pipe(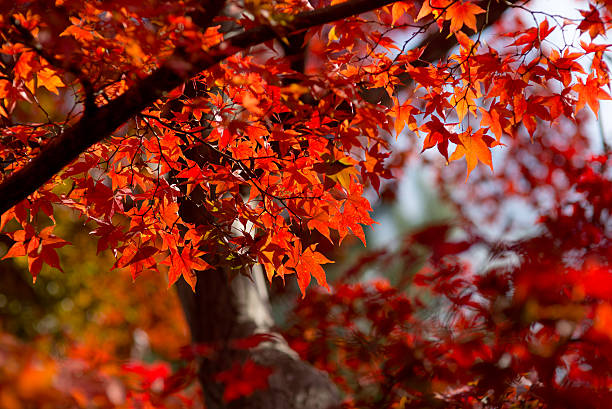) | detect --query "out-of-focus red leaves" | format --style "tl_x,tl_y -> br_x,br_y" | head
215,359 -> 273,402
